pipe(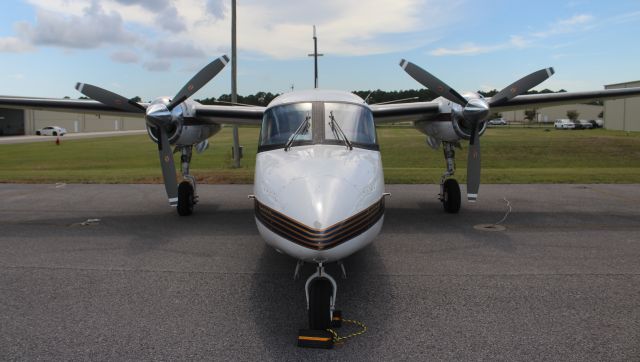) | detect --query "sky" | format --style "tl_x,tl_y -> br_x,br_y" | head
0,0 -> 639,101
